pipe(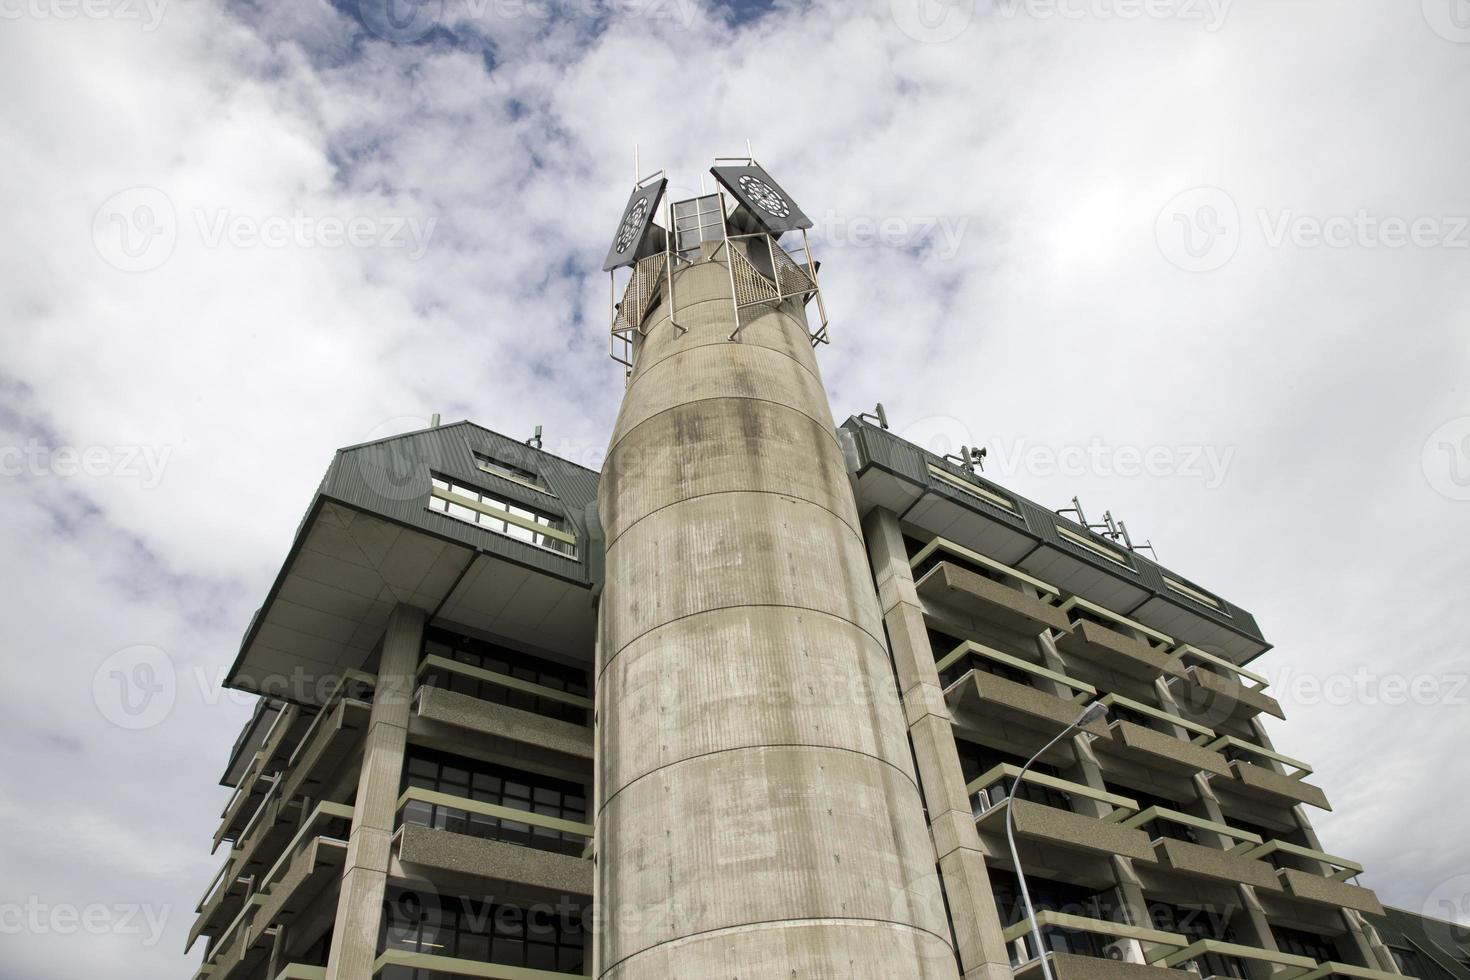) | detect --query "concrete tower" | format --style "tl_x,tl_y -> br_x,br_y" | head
594,164 -> 959,977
